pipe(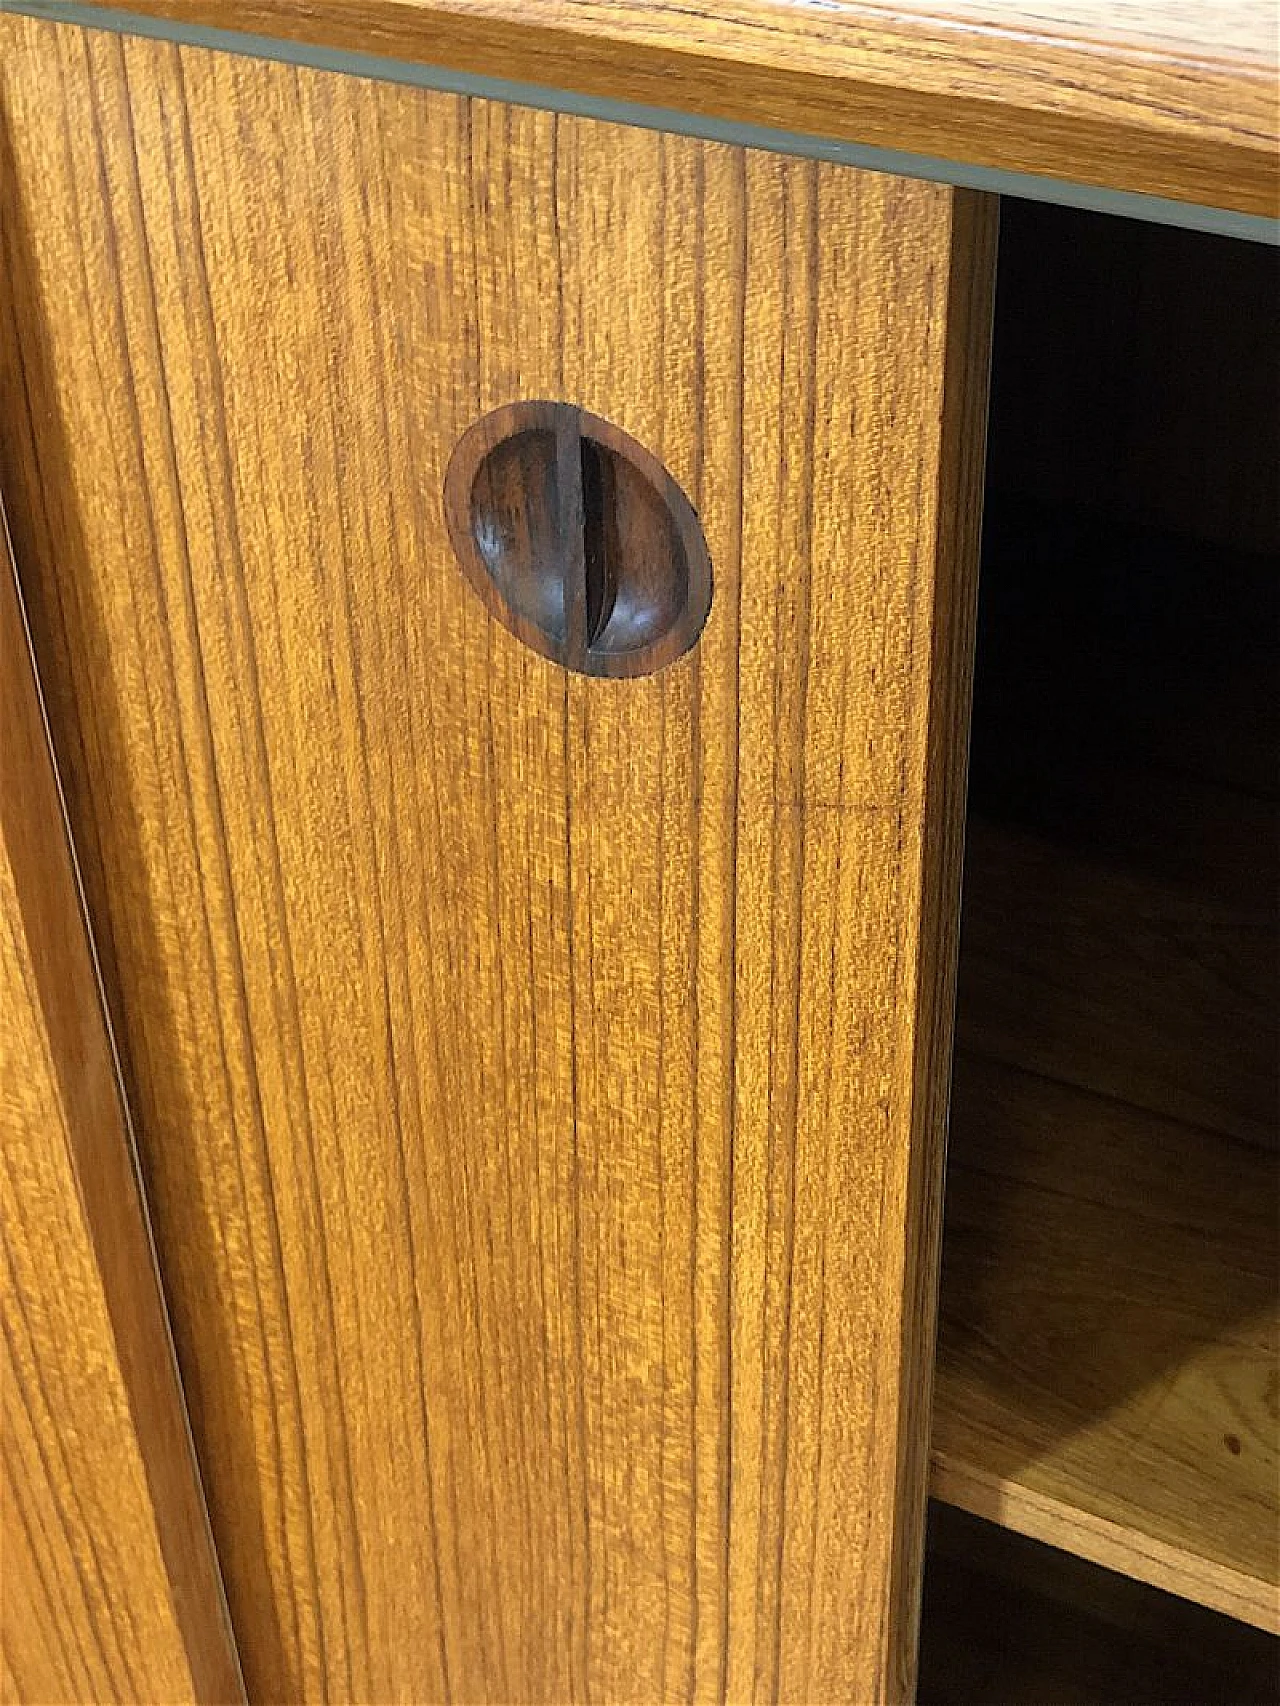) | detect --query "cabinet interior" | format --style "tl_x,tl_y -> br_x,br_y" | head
926,197 -> 1279,1677
919,1506 -> 1278,1705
